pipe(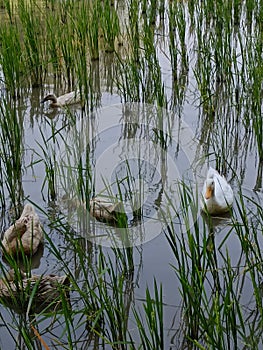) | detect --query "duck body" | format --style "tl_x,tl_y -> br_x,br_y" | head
41,91 -> 81,108
0,270 -> 69,313
201,167 -> 233,215
2,204 -> 44,256
90,196 -> 127,223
